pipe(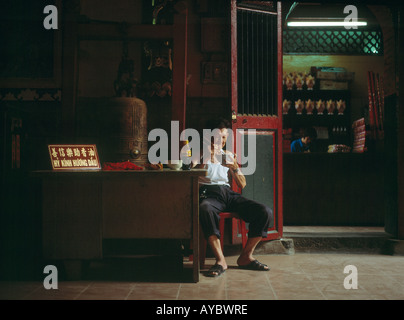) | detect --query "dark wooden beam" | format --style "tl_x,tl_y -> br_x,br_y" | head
397,4 -> 404,239
77,23 -> 173,40
61,0 -> 80,138
171,7 -> 188,132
